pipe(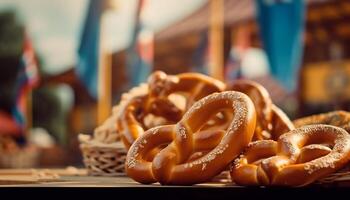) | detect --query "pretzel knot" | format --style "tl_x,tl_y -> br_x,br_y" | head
230,124 -> 350,186
227,80 -> 294,140
125,91 -> 256,185
117,71 -> 226,149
